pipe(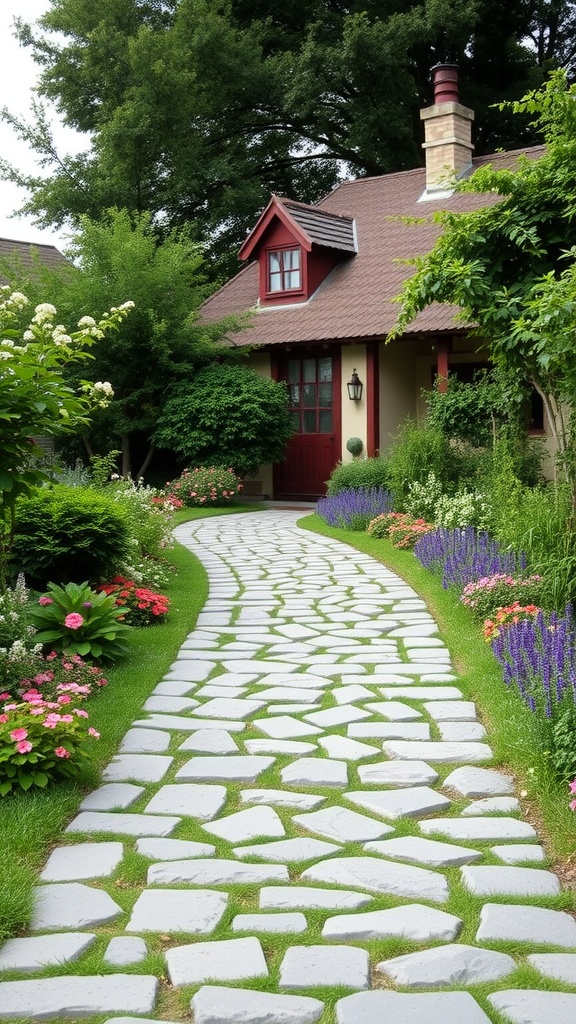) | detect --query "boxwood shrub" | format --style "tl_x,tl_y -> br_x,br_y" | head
11,487 -> 132,588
